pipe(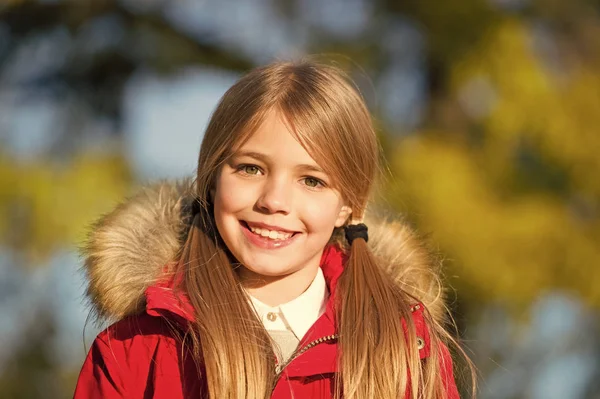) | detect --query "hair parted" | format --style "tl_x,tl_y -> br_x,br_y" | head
175,59 -> 465,398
